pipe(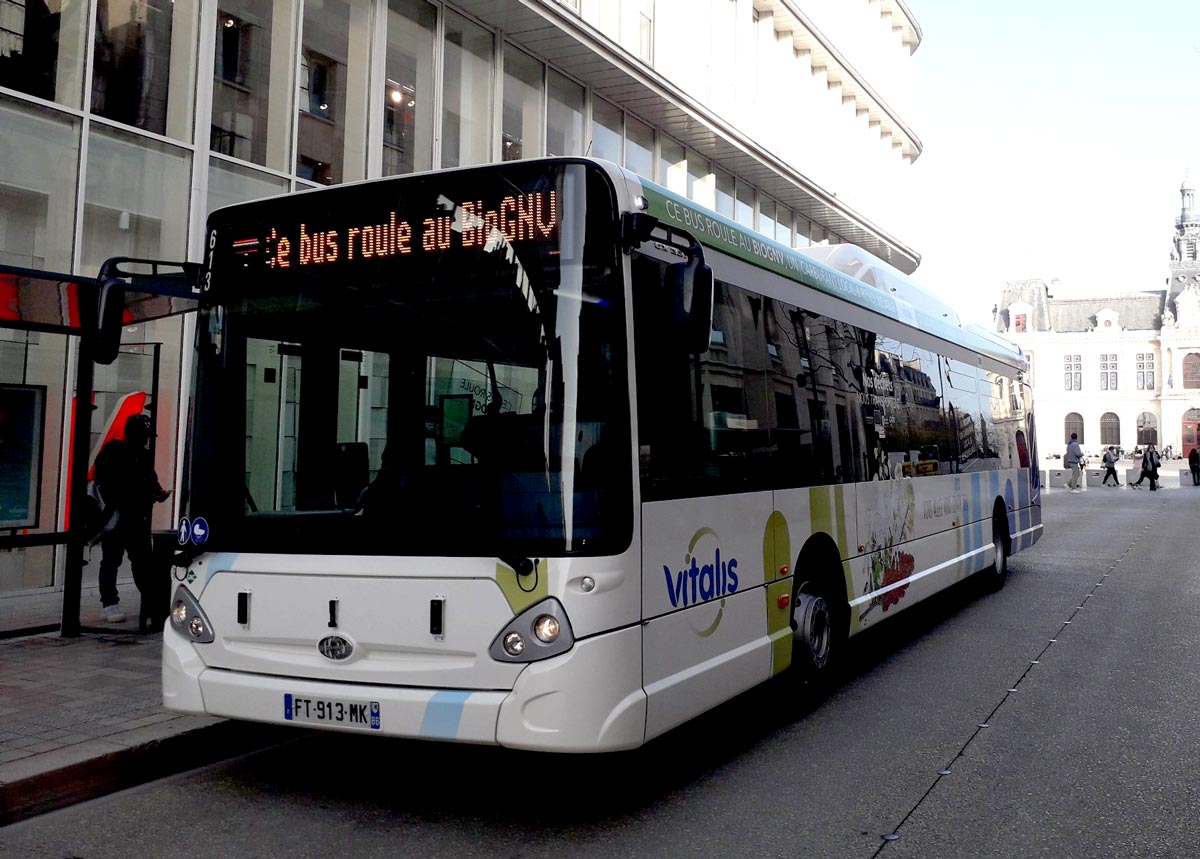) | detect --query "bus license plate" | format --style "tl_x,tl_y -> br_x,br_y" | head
284,694 -> 381,730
